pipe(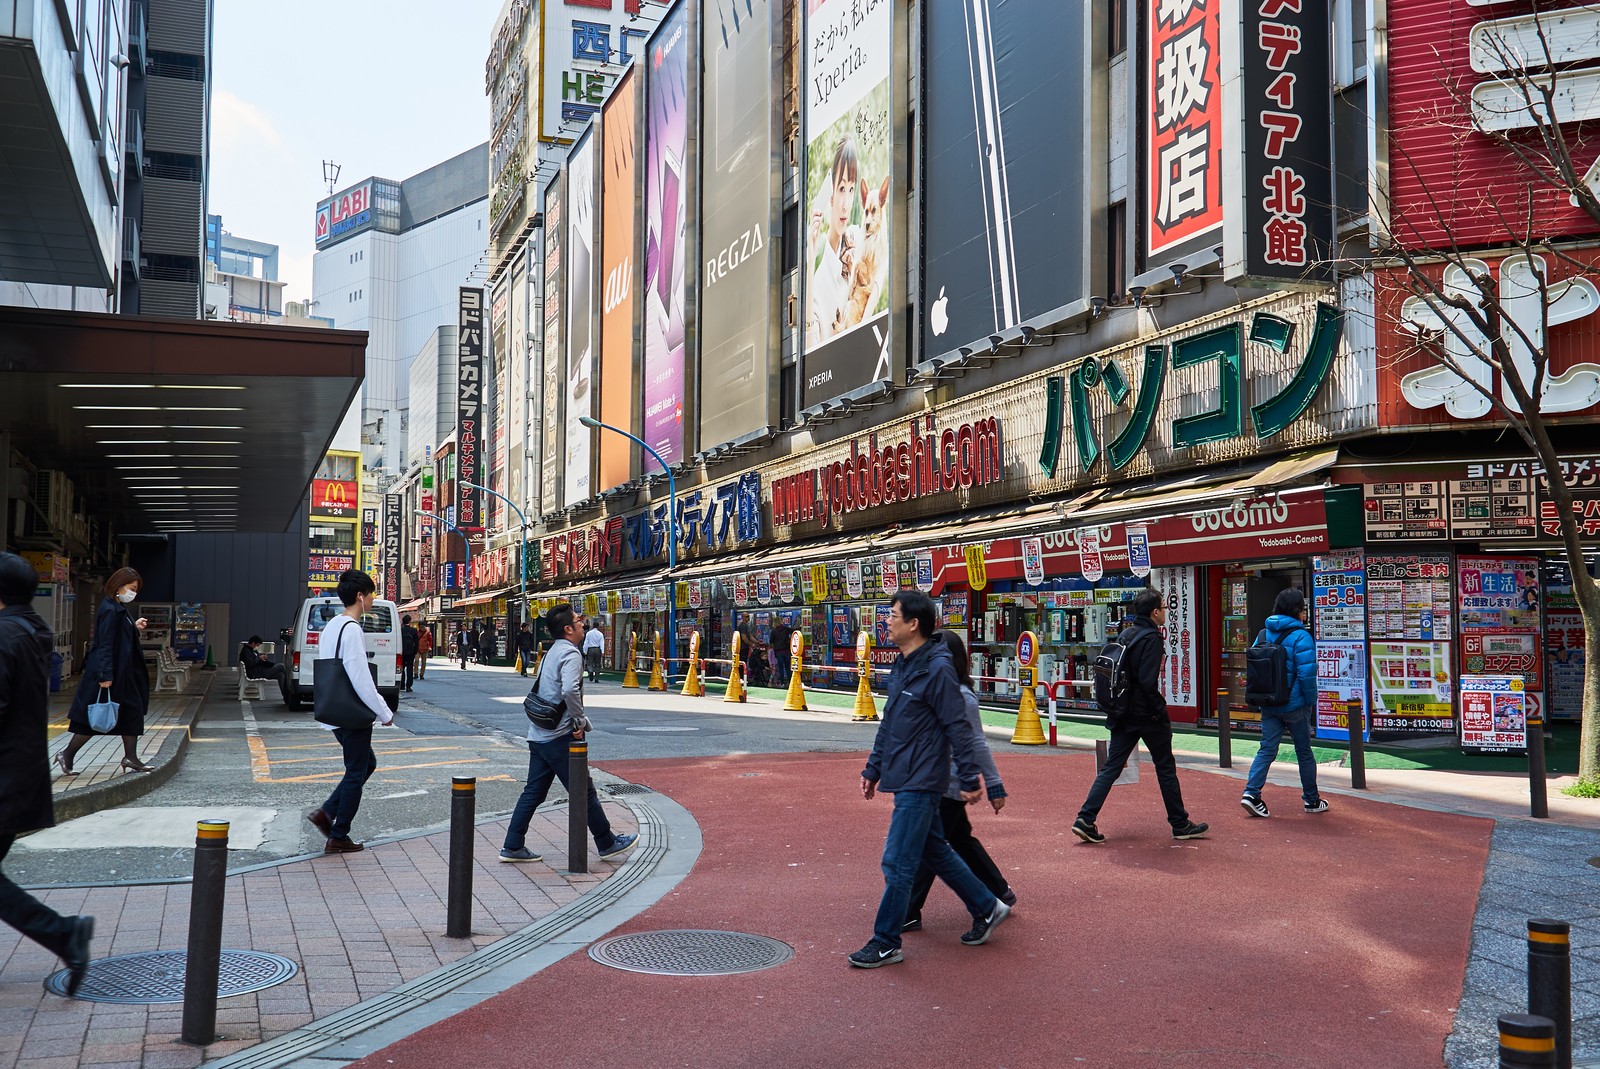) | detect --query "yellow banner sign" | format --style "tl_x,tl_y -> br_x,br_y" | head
965,545 -> 988,591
